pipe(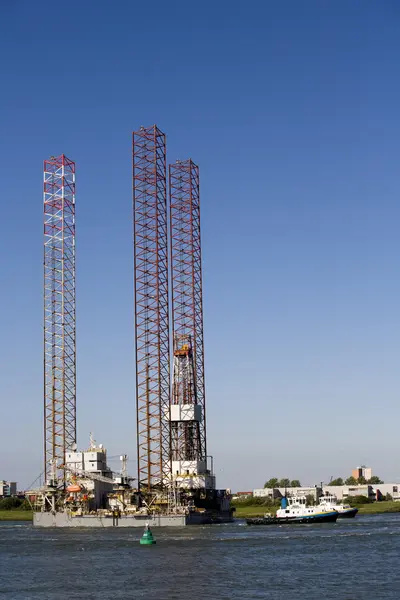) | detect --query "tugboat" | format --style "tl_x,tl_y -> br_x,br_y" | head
318,494 -> 358,518
246,495 -> 338,525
